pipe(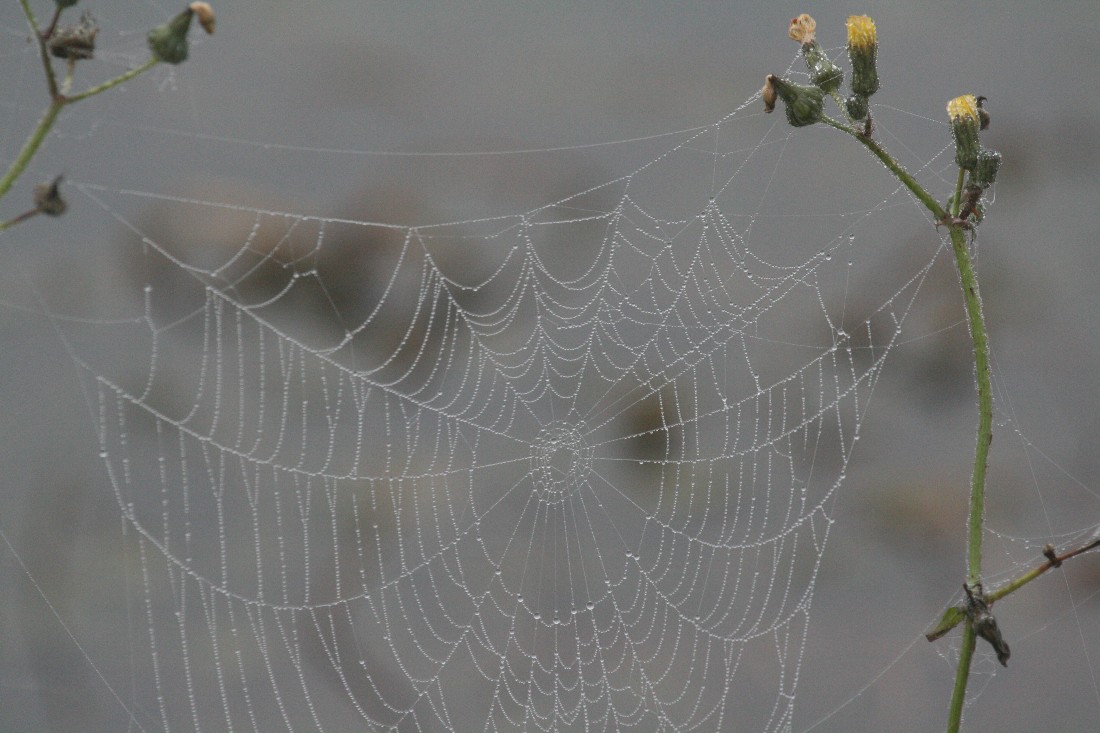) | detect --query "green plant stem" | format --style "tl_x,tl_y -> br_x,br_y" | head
821,114 -> 994,733
952,223 -> 992,593
18,0 -> 59,98
943,220 -> 993,733
990,538 -> 1100,602
820,116 -> 947,220
65,57 -> 159,104
0,100 -> 65,203
0,57 -> 160,210
946,622 -> 977,733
